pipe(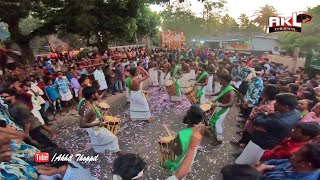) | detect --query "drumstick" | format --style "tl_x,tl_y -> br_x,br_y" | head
163,124 -> 173,137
